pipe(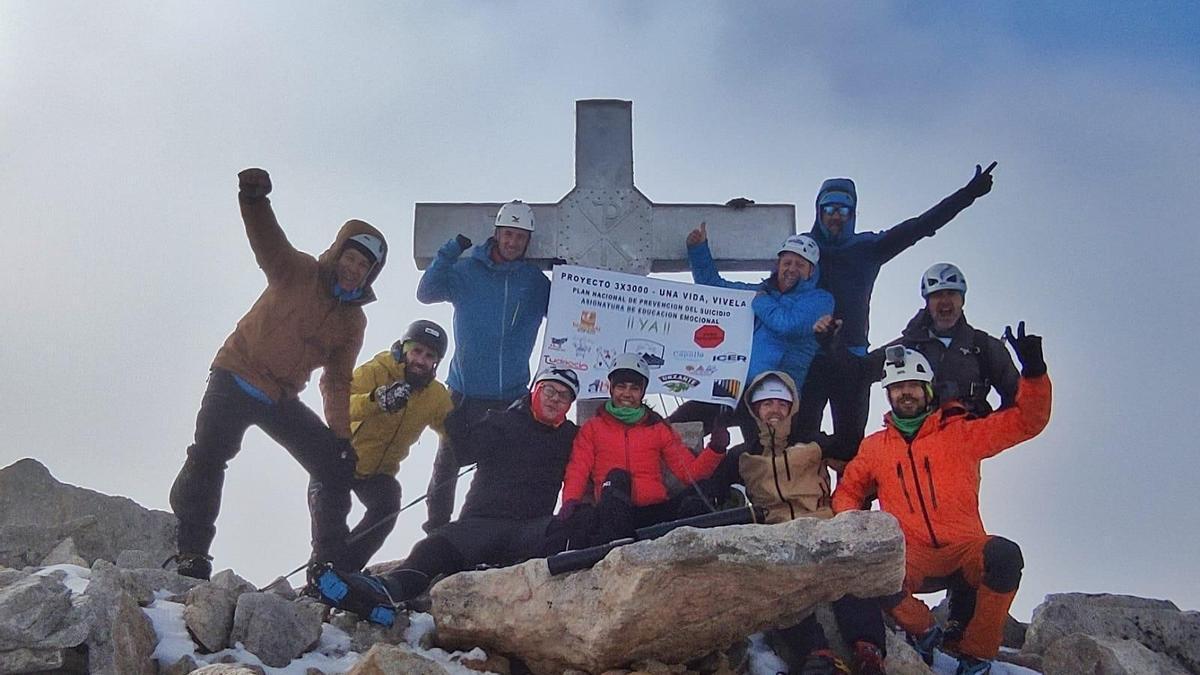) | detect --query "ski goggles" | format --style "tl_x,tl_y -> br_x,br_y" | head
821,204 -> 852,216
